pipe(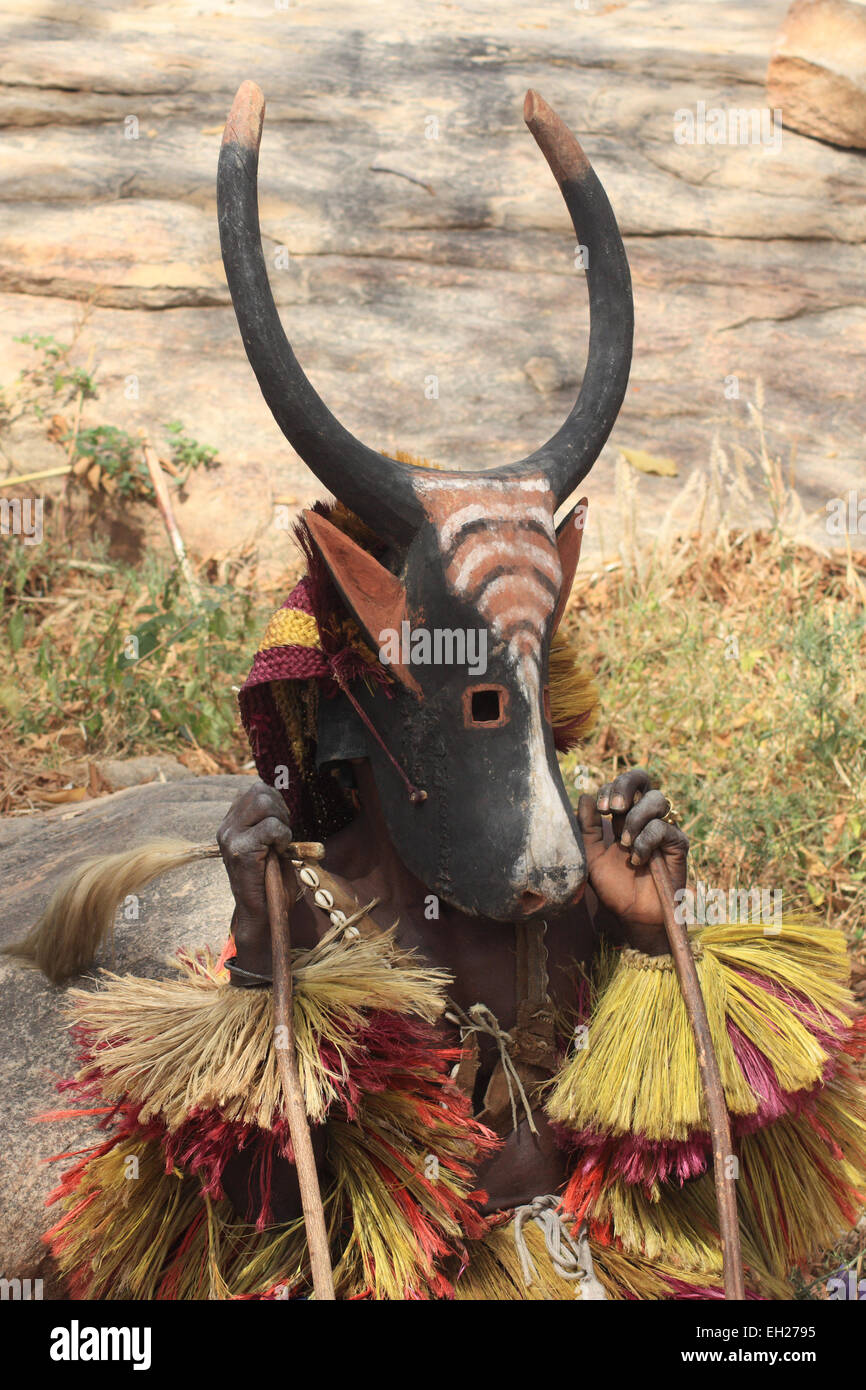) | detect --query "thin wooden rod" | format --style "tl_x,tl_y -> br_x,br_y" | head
649,852 -> 746,1301
265,850 -> 336,1300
